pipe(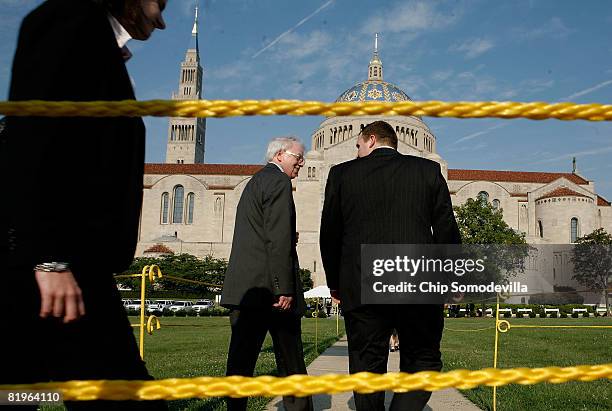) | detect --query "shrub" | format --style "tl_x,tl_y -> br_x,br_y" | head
582,312 -> 590,318
529,312 -> 537,318
550,312 -> 558,318
571,312 -> 579,318
175,310 -> 187,317
162,308 -> 173,317
187,309 -> 197,317
560,312 -> 567,318
538,312 -> 546,318
211,307 -> 230,316
503,312 -> 512,318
